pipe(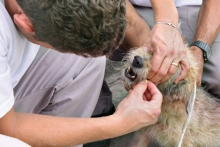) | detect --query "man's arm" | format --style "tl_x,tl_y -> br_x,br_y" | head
1,108 -> 127,146
121,0 -> 150,51
193,0 -> 220,45
190,0 -> 220,85
0,81 -> 162,147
